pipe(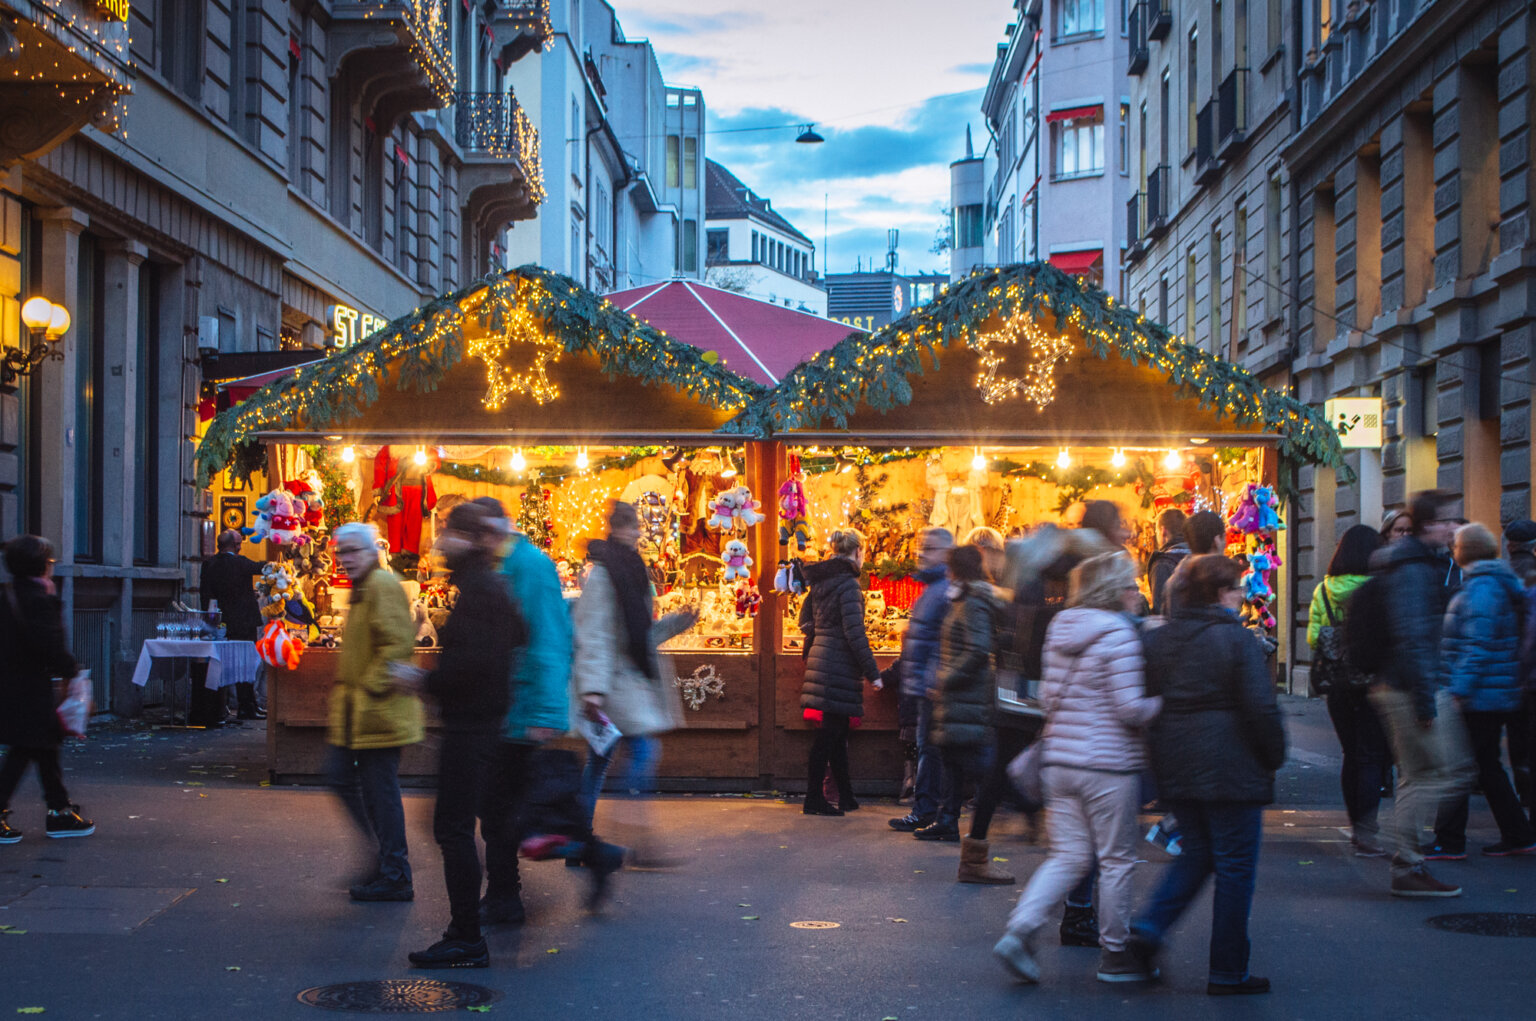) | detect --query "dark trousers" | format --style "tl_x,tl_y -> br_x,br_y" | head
1133,800 -> 1264,985
939,744 -> 991,824
970,720 -> 1040,840
1435,710 -> 1536,850
482,741 -> 535,905
433,731 -> 499,939
806,713 -> 853,805
912,698 -> 942,818
326,745 -> 411,885
0,746 -> 70,811
1325,687 -> 1392,843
